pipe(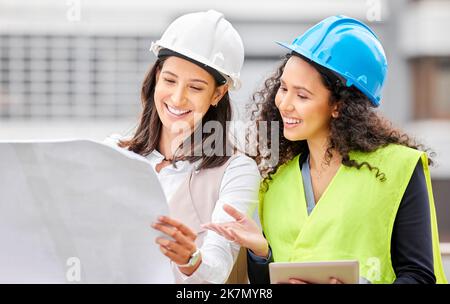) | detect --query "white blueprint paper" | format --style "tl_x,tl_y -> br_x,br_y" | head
0,139 -> 173,283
